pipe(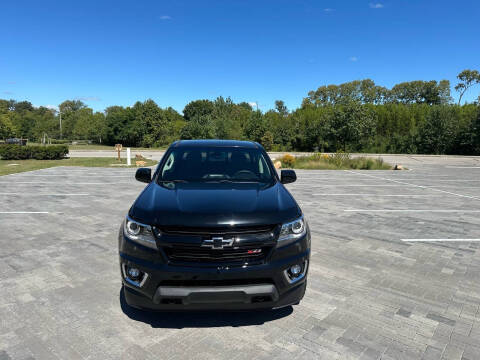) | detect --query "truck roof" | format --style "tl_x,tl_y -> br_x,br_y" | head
173,139 -> 260,149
